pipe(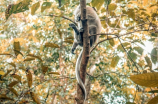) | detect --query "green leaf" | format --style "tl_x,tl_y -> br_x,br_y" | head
151,48 -> 157,64
117,42 -> 131,52
31,2 -> 40,15
151,33 -> 158,37
133,47 -> 143,55
128,52 -> 137,61
110,56 -> 120,68
127,9 -> 135,19
91,0 -> 104,10
5,0 -> 31,19
14,41 -> 21,57
108,3 -> 117,11
41,2 -> 52,13
130,72 -> 158,87
109,39 -> 115,46
145,56 -> 152,70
